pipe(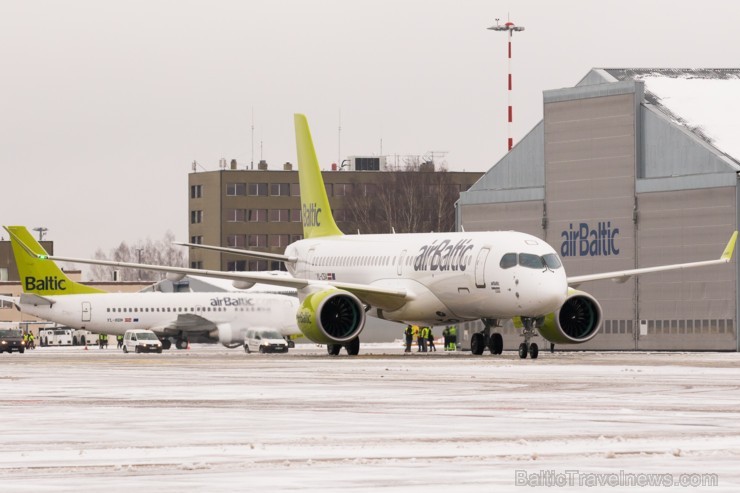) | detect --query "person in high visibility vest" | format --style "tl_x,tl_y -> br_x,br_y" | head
404,325 -> 413,353
117,334 -> 124,349
419,326 -> 429,352
427,326 -> 436,352
448,325 -> 457,351
443,326 -> 450,350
